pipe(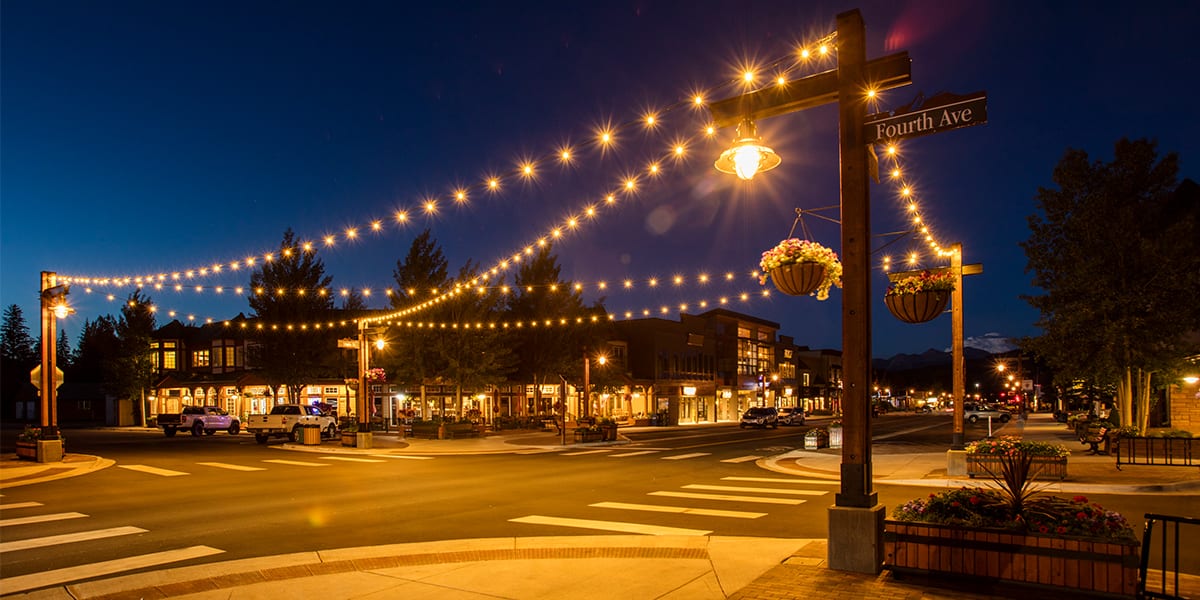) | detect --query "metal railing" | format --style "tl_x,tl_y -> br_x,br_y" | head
1139,513 -> 1200,599
1116,436 -> 1197,470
